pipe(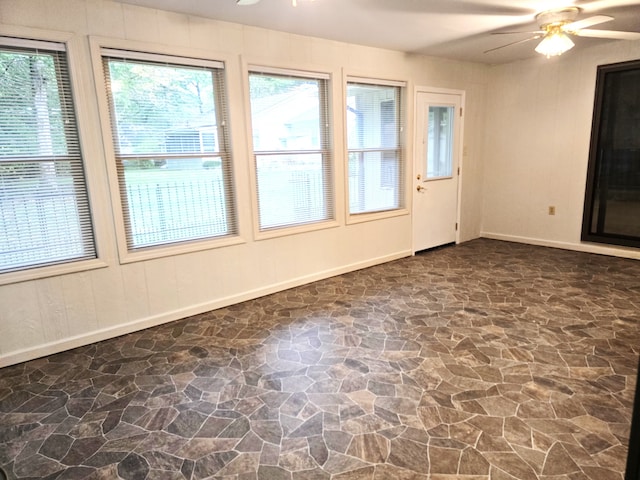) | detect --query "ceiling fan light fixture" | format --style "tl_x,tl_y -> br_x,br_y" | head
535,29 -> 575,57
